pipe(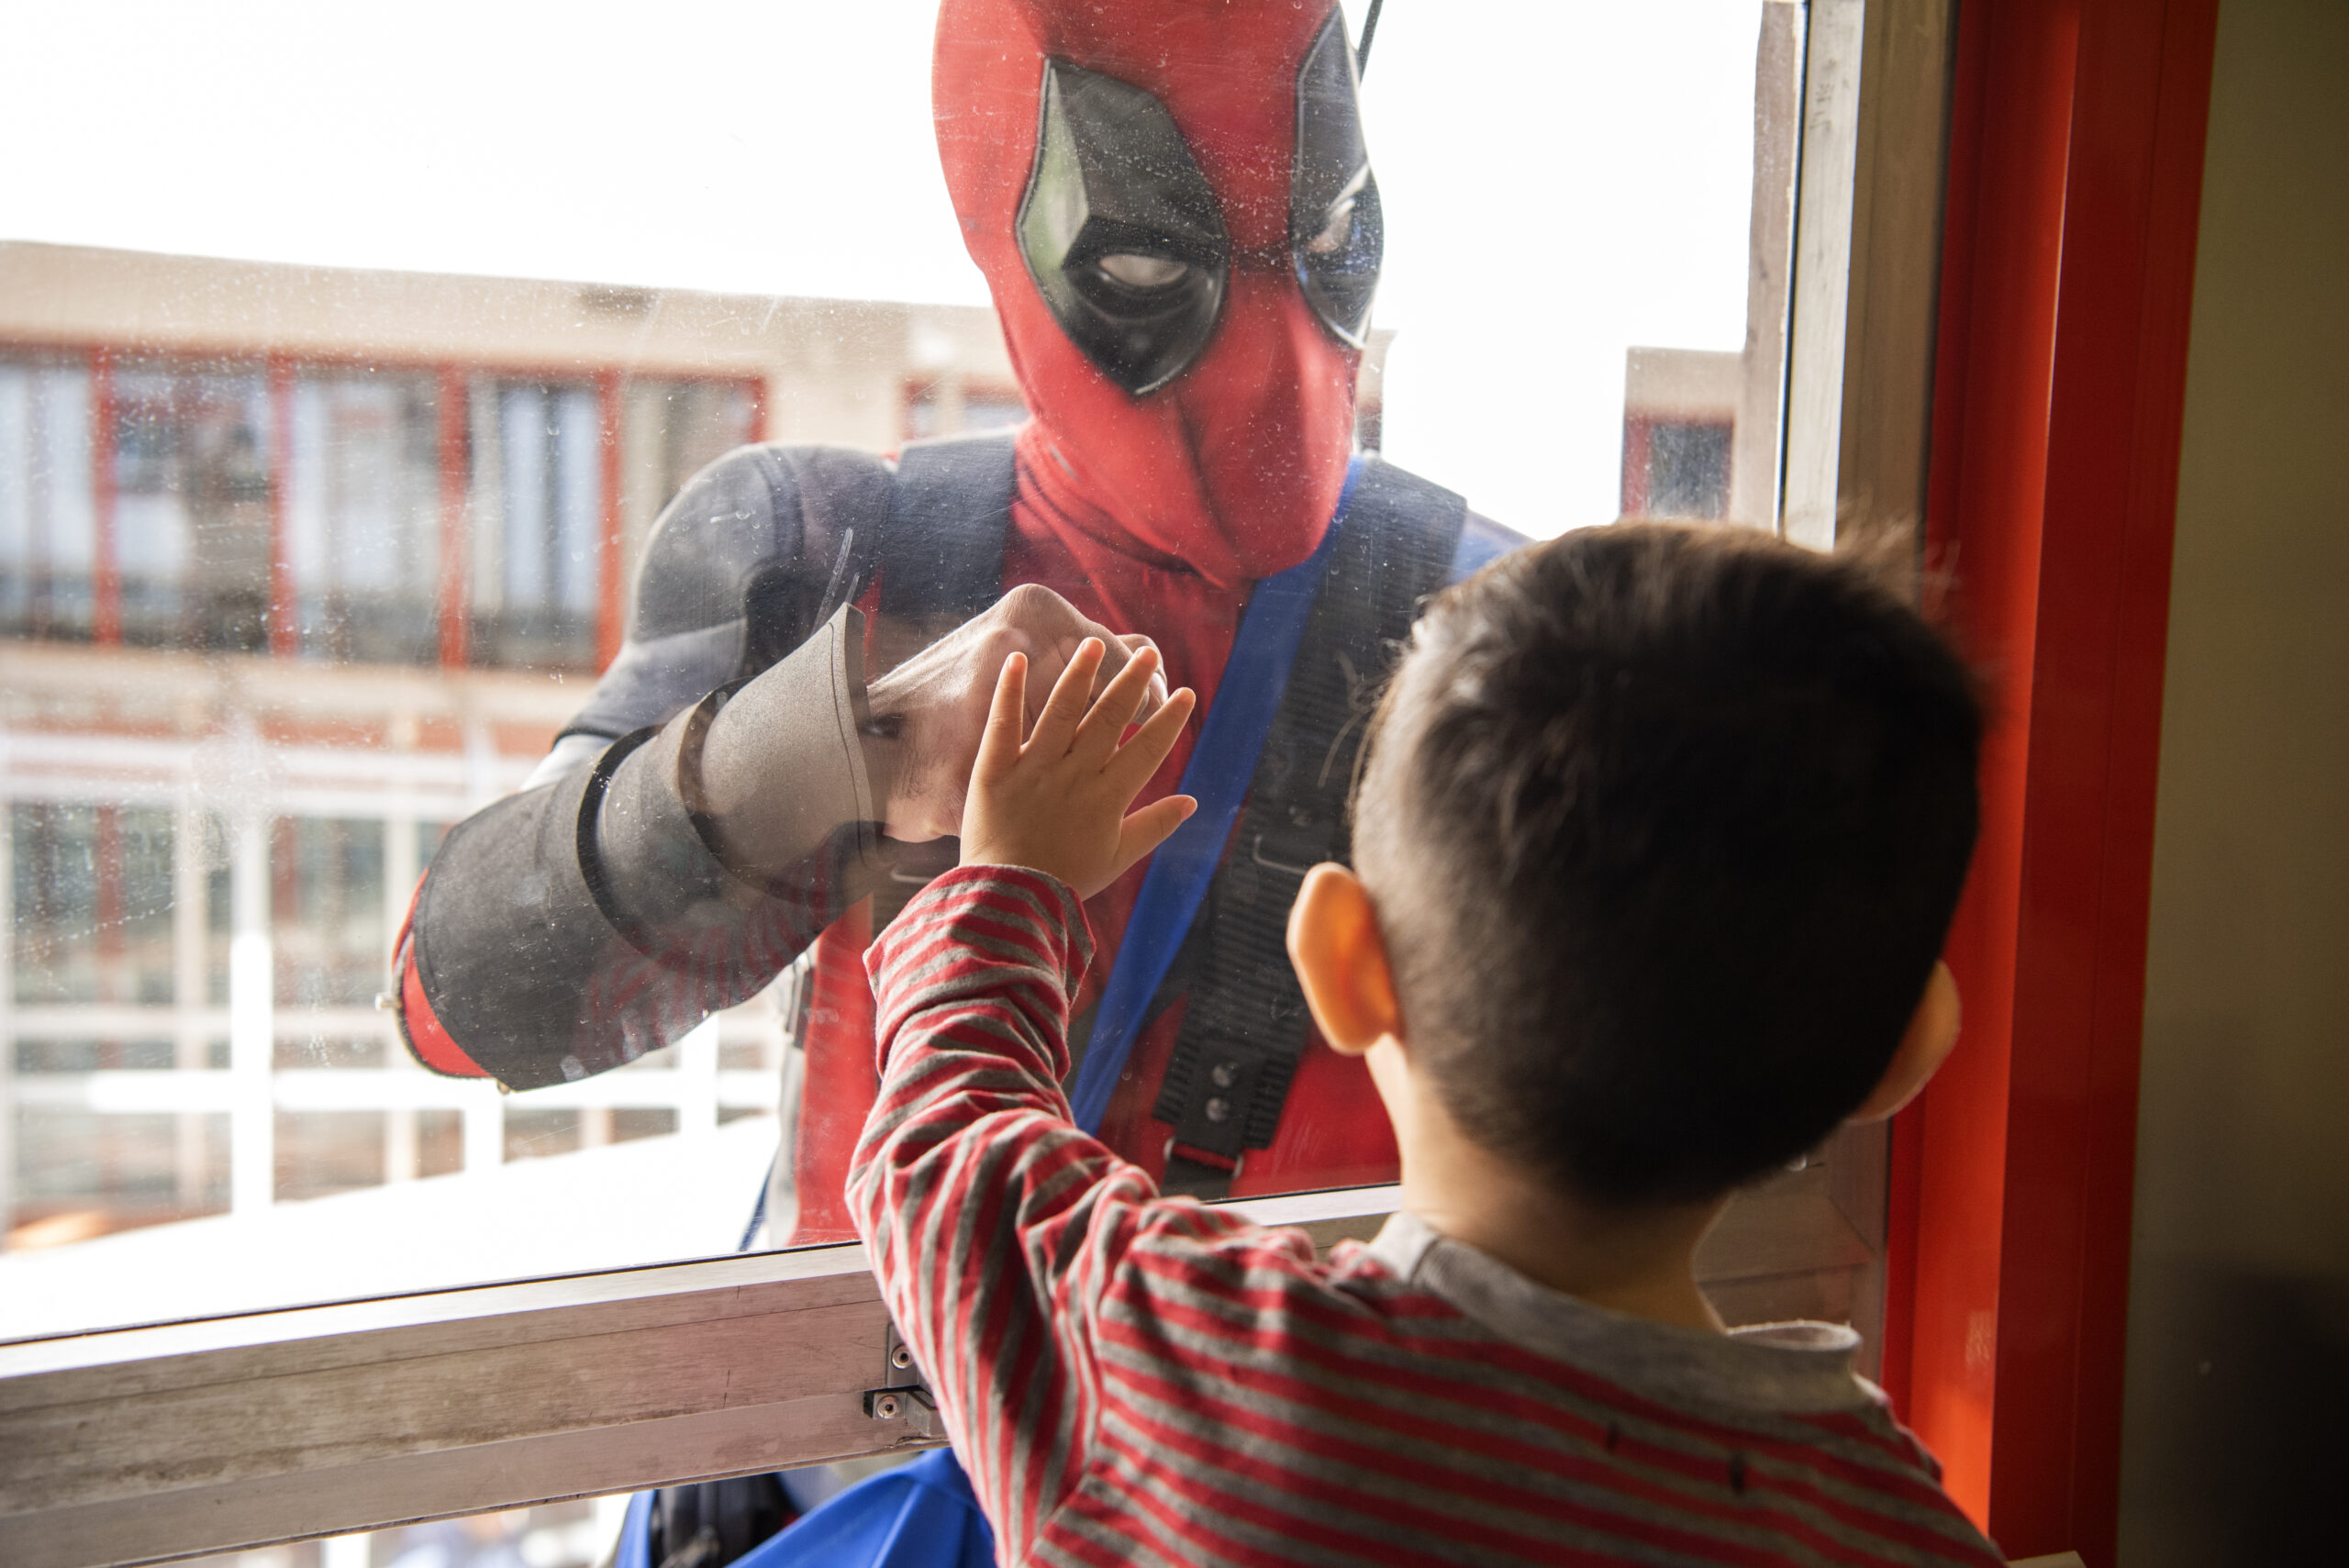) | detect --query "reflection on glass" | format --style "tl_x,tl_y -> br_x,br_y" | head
0,356 -> 95,640
13,803 -> 176,1005
173,1493 -> 630,1568
273,817 -> 387,1009
905,377 -> 1028,442
470,380 -> 602,672
0,0 -> 1834,1353
112,361 -> 274,652
286,373 -> 442,665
